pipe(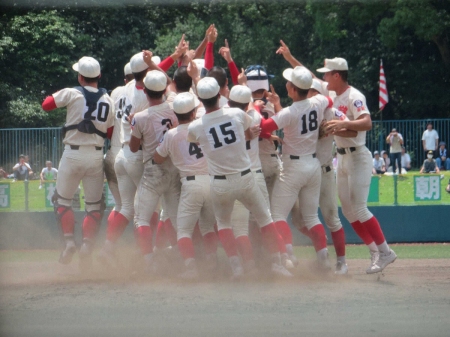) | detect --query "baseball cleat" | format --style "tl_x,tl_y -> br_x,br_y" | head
229,256 -> 244,281
369,249 -> 397,274
59,241 -> 76,265
289,254 -> 299,267
97,248 -> 118,268
281,253 -> 295,270
271,263 -> 293,277
335,261 -> 348,275
317,255 -> 332,271
366,250 -> 381,274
